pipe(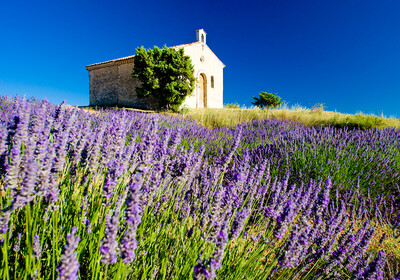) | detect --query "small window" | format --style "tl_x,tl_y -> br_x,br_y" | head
211,76 -> 214,88
201,34 -> 204,43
